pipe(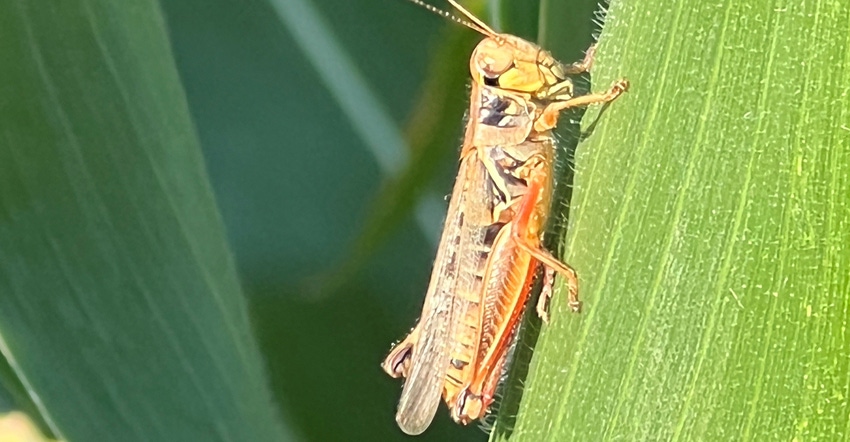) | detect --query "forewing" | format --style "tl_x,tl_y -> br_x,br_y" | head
394,151 -> 491,435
